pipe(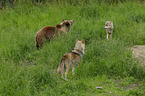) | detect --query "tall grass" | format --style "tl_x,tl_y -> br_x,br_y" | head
0,1 -> 145,95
